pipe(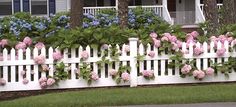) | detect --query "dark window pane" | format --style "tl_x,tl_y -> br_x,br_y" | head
85,0 -> 96,7
0,0 -> 12,15
31,0 -> 47,15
